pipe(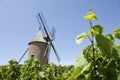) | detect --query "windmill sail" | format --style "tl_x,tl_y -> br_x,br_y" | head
36,15 -> 42,30
18,48 -> 28,63
50,26 -> 56,40
37,12 -> 60,62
